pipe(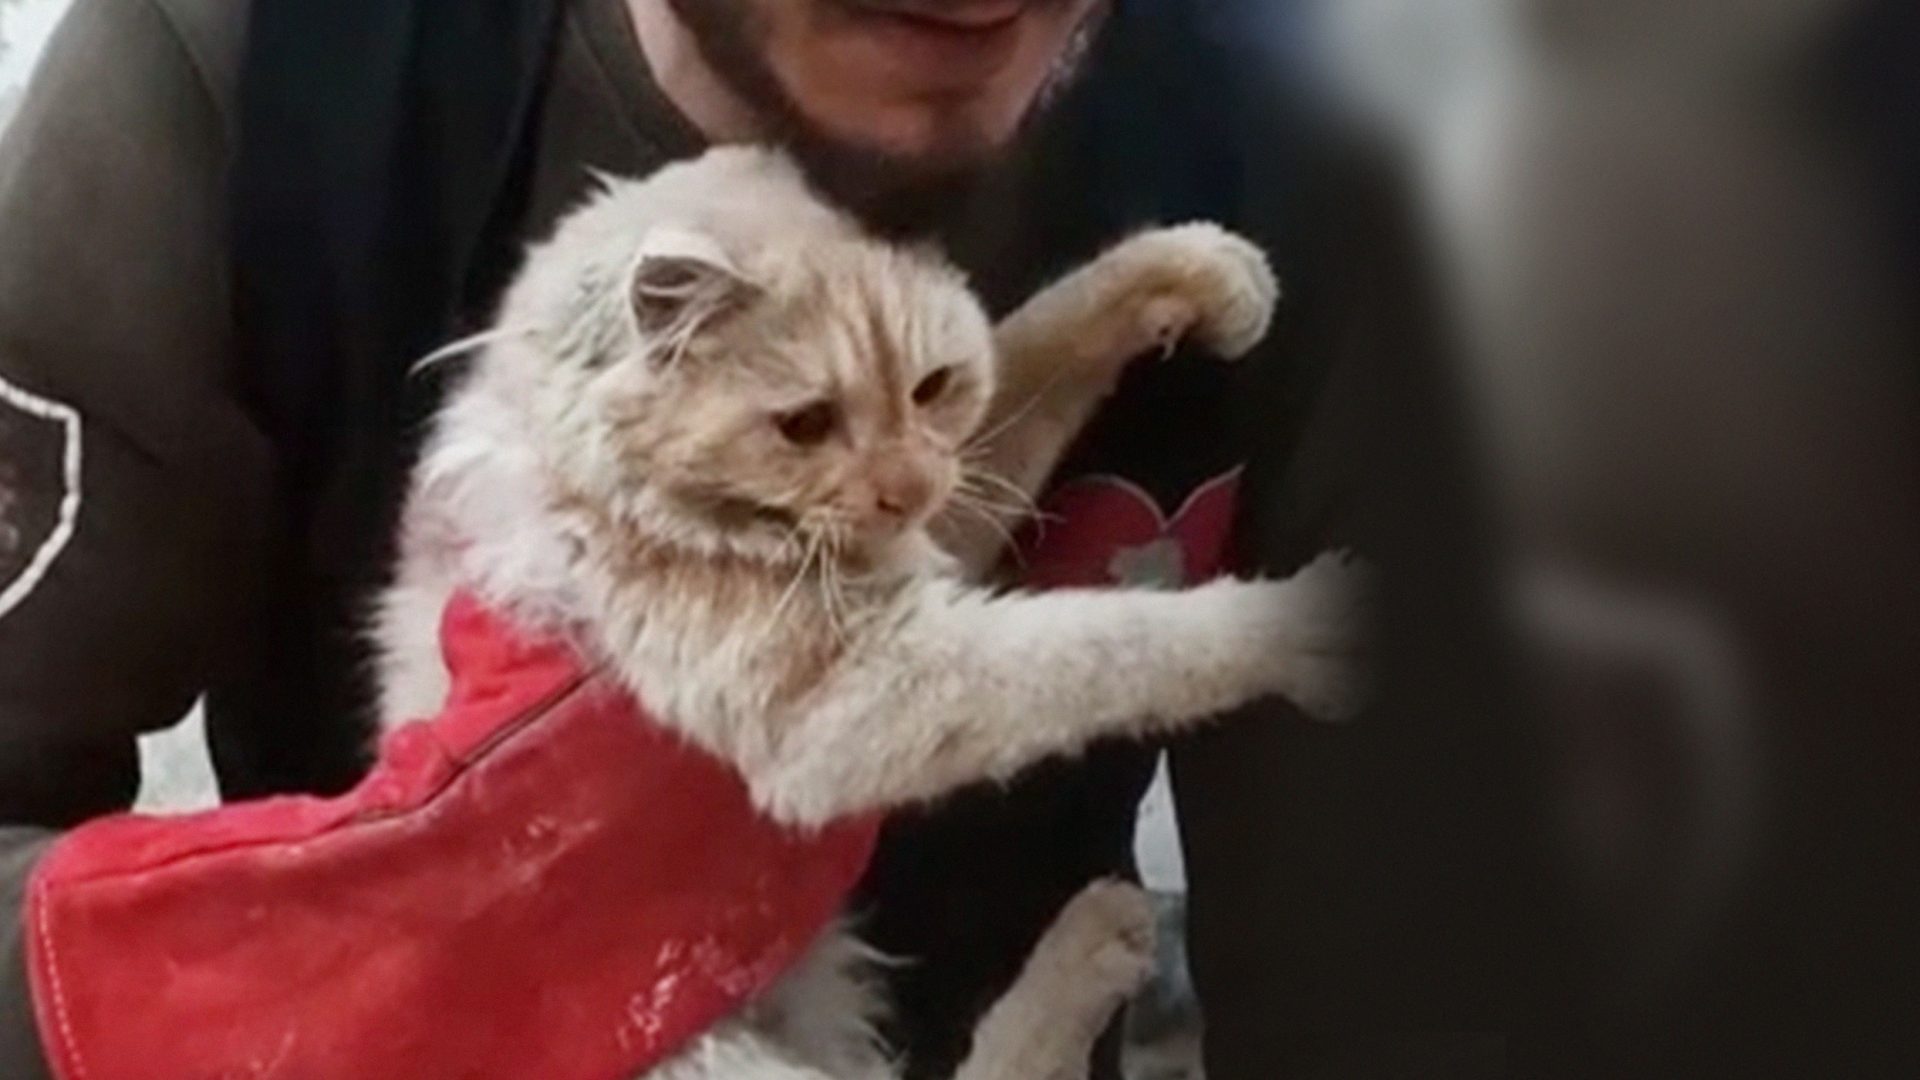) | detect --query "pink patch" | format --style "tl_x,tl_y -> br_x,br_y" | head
1017,468 -> 1244,590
